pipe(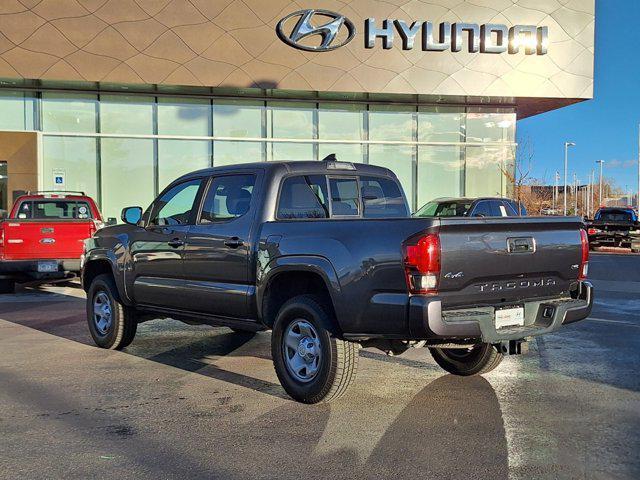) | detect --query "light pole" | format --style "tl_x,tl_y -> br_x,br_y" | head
596,160 -> 605,208
637,124 -> 640,210
553,171 -> 559,212
564,142 -> 576,215
574,173 -> 578,215
590,169 -> 595,217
